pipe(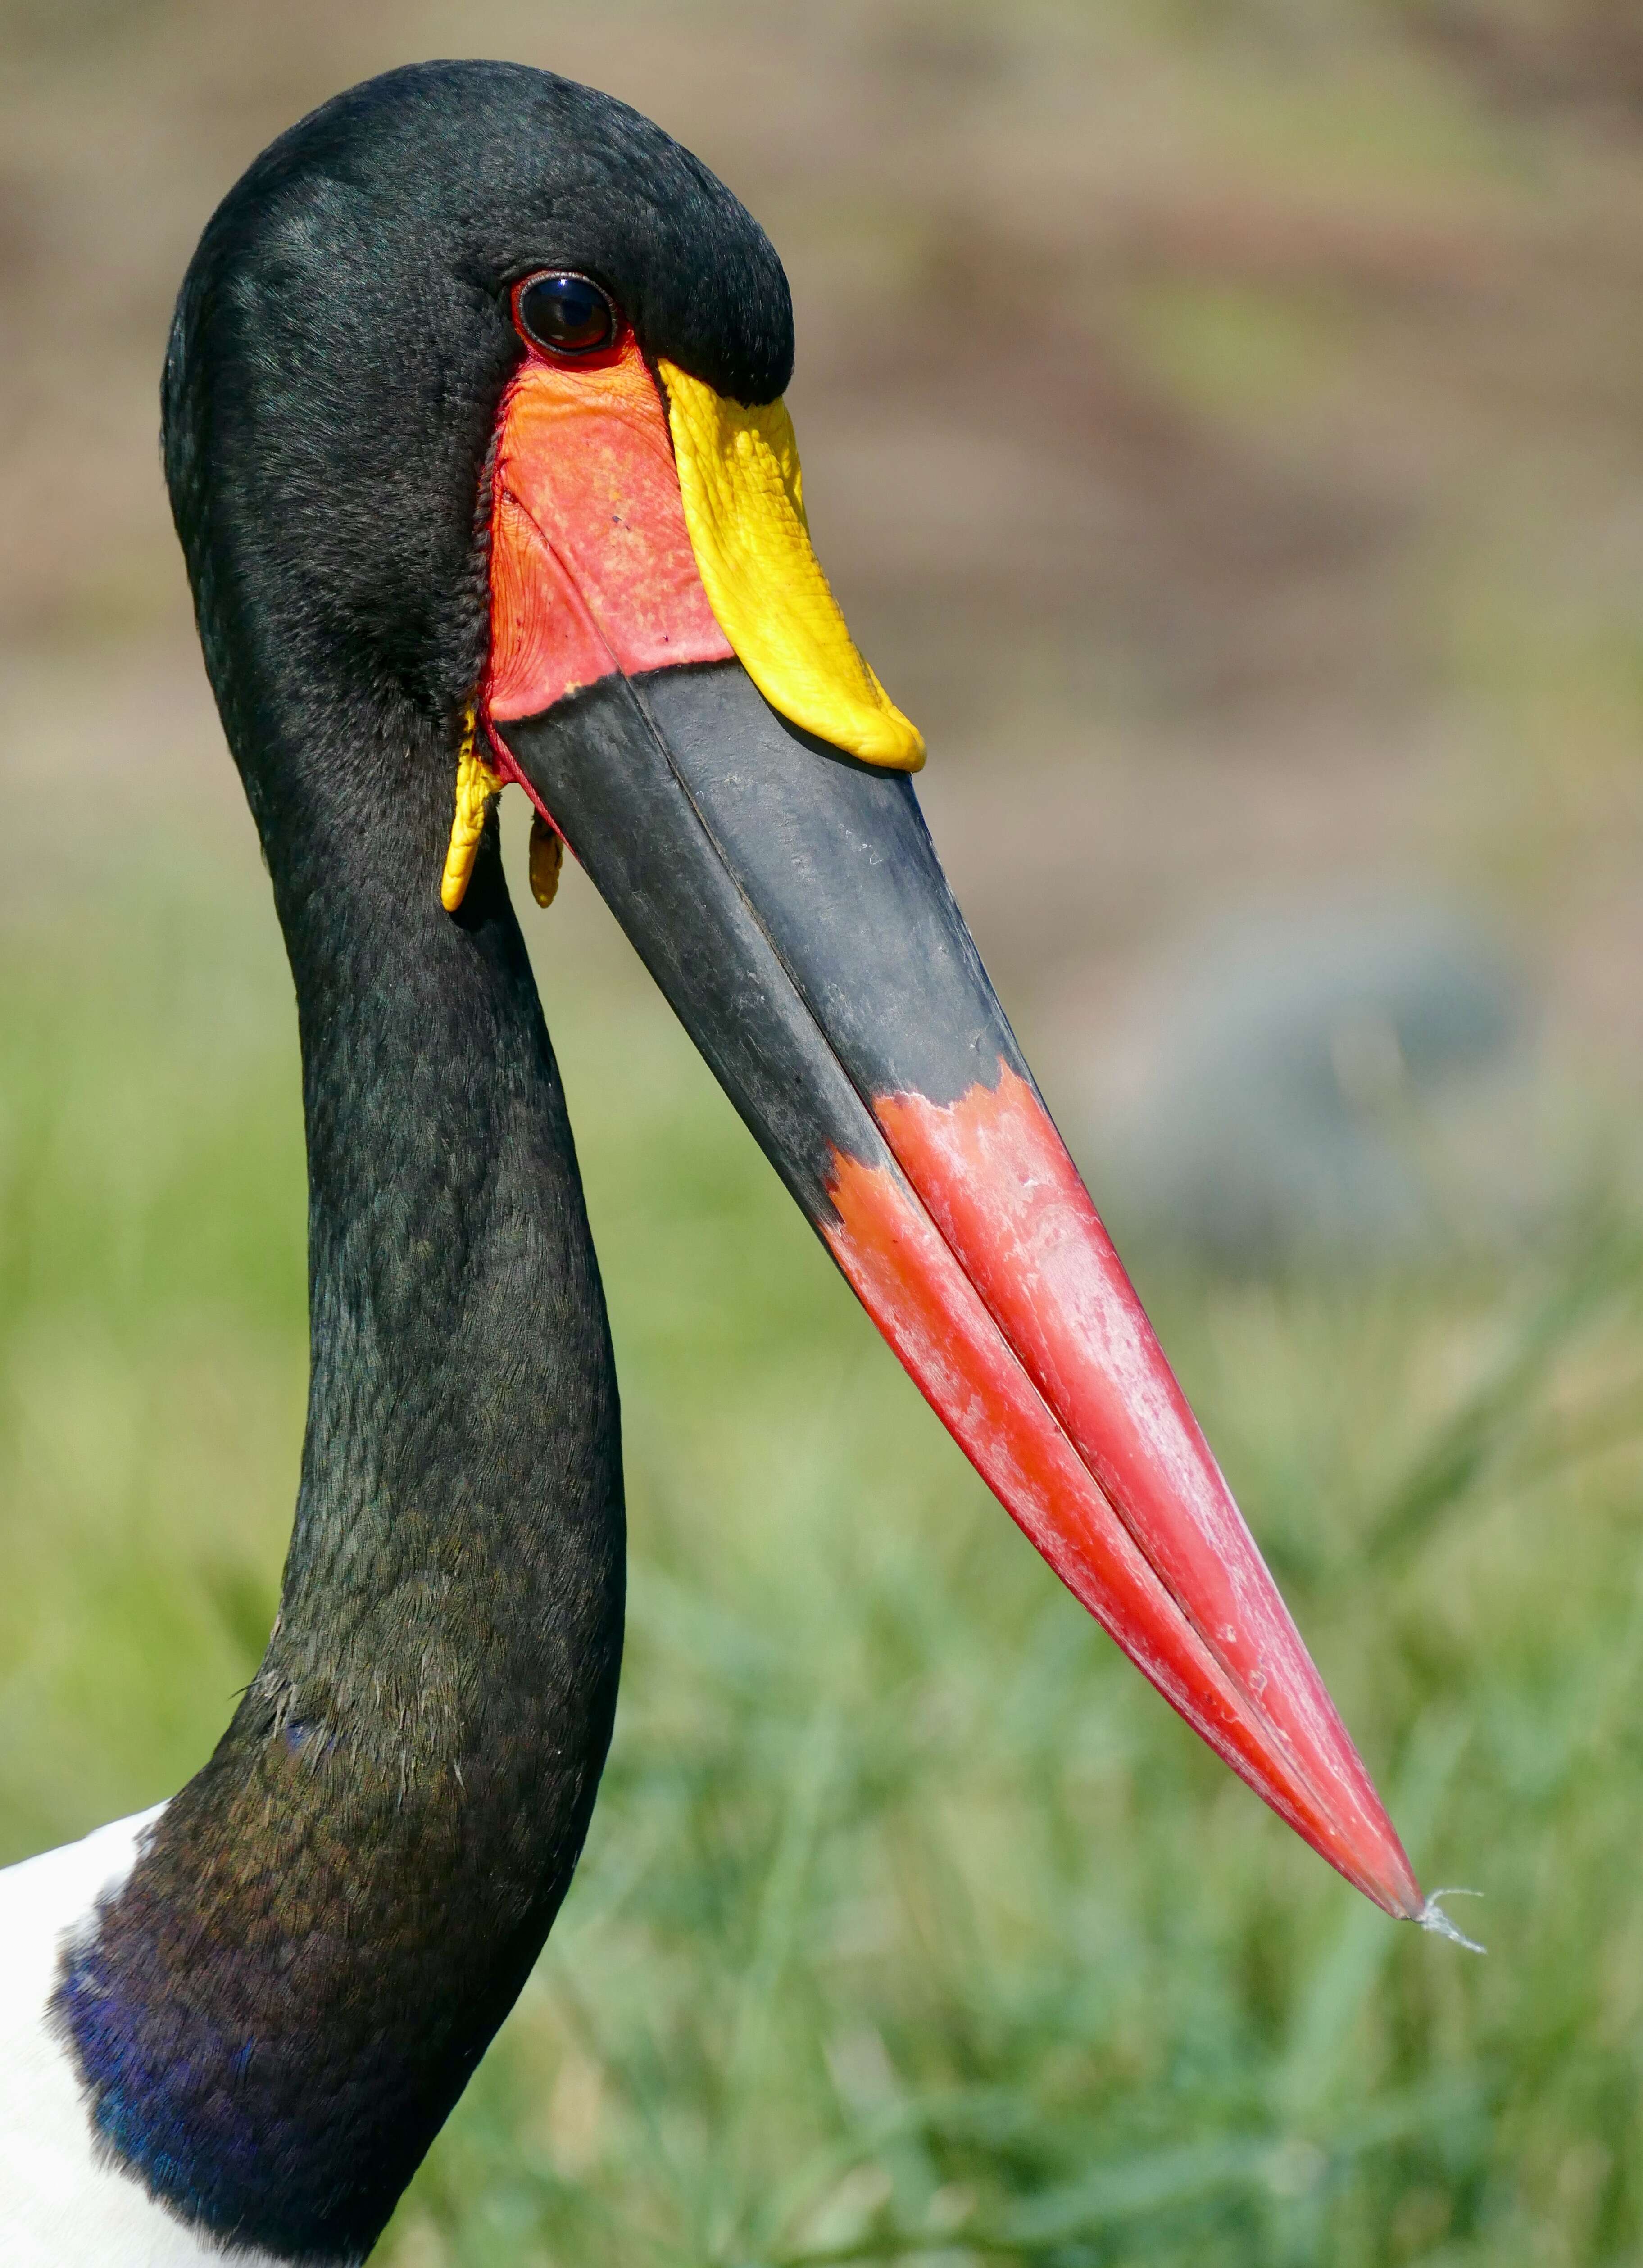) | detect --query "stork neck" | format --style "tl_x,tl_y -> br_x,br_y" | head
54,745 -> 626,2266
